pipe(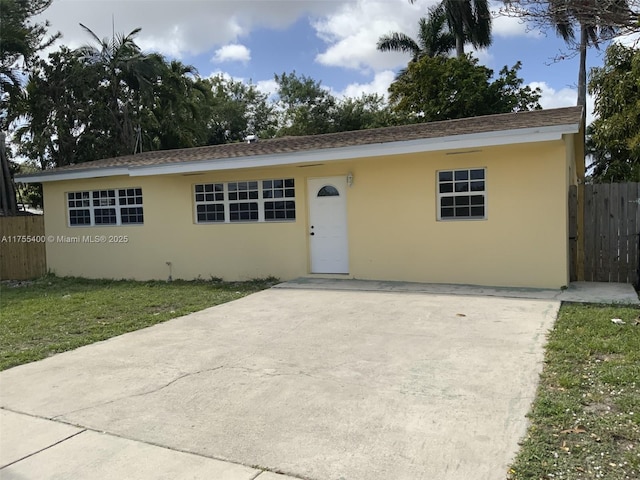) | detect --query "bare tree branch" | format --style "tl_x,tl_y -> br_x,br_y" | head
500,0 -> 640,45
